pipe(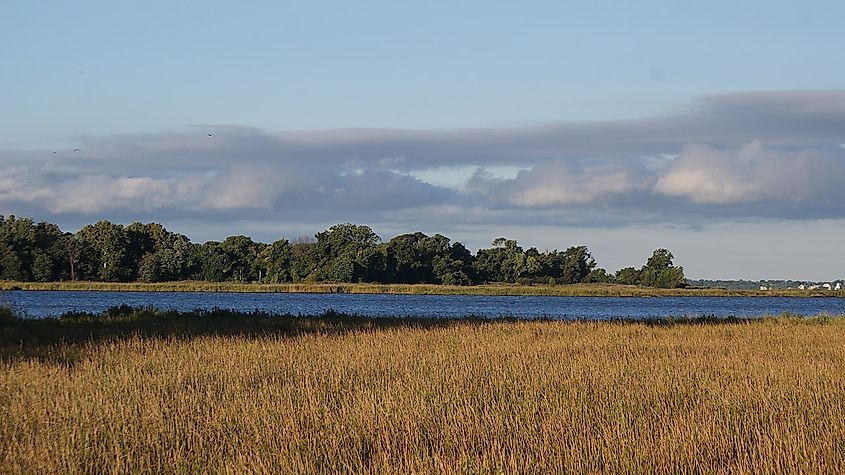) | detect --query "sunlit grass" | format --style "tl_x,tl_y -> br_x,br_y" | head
2,310 -> 844,473
2,280 -> 840,297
